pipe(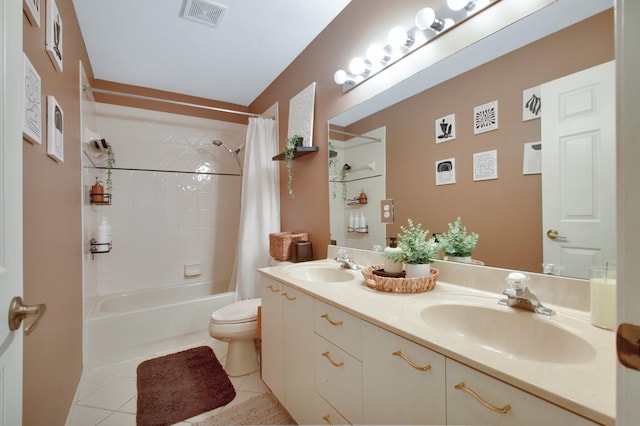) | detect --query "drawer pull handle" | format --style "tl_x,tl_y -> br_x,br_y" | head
322,414 -> 333,425
321,313 -> 343,326
454,382 -> 512,415
322,351 -> 344,367
392,350 -> 432,372
267,285 -> 280,293
282,292 -> 296,301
